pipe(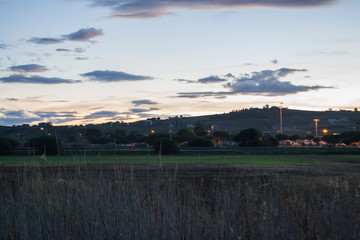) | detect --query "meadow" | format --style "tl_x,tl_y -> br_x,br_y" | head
1,154 -> 359,239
